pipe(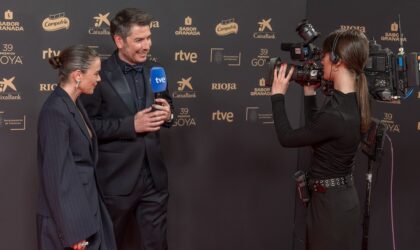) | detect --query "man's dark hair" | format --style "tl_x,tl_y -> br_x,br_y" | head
110,8 -> 152,40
